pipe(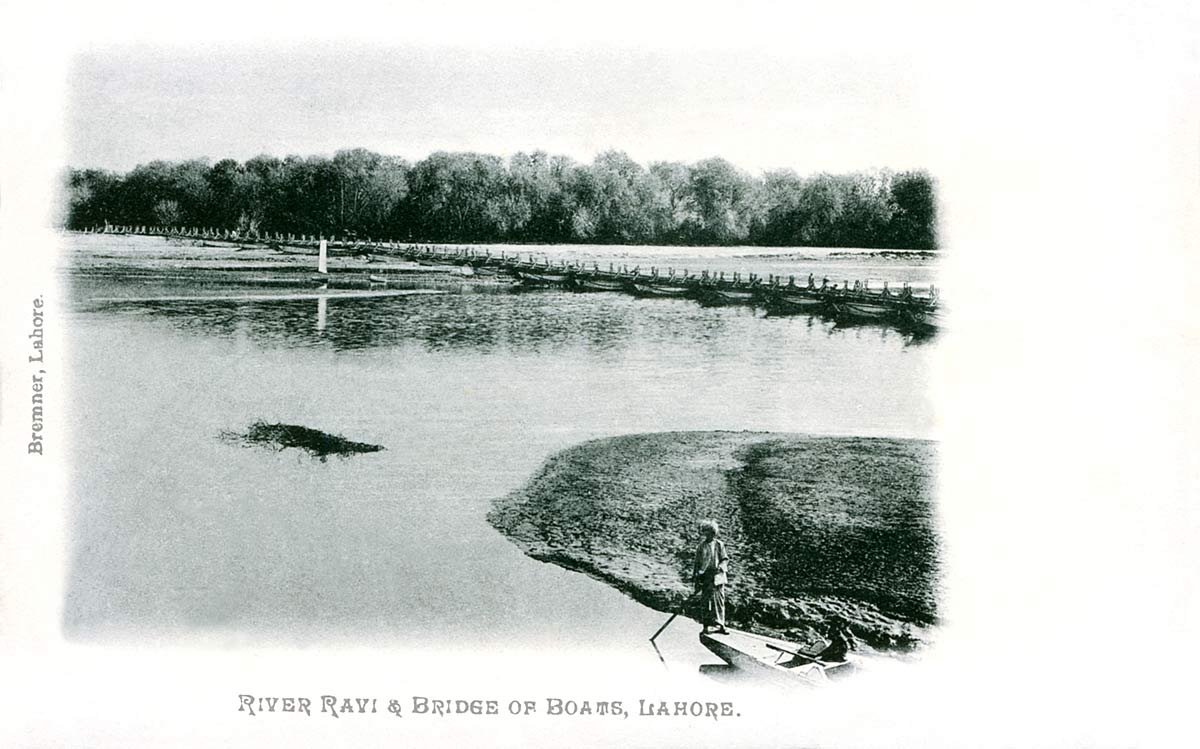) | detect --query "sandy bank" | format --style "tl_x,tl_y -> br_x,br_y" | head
488,432 -> 938,652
